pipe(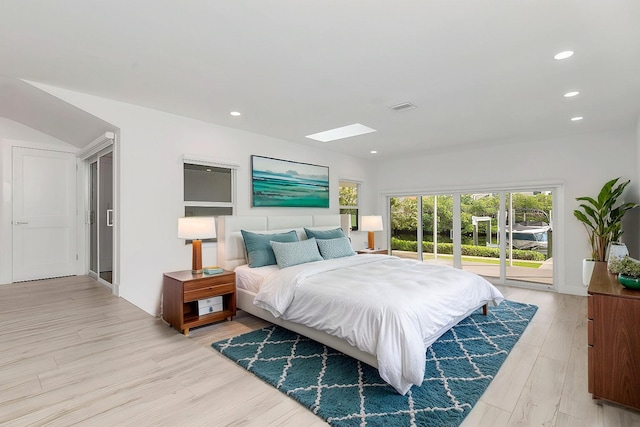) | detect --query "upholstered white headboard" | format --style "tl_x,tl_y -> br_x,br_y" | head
217,215 -> 348,271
